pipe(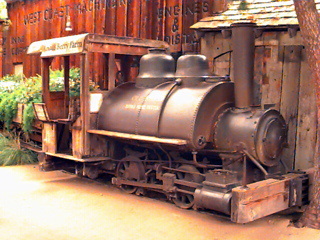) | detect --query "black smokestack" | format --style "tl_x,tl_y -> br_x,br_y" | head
231,22 -> 256,109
